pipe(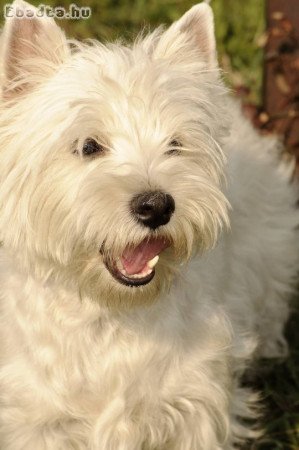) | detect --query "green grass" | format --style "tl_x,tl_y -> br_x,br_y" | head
0,1 -> 298,448
246,305 -> 299,450
0,0 -> 265,103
